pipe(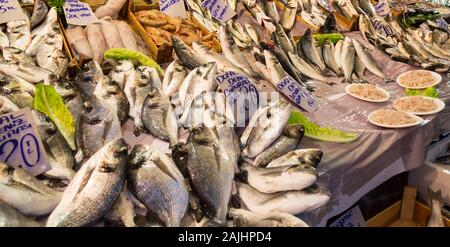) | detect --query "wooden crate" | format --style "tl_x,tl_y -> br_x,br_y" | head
334,12 -> 358,32
367,200 -> 450,227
